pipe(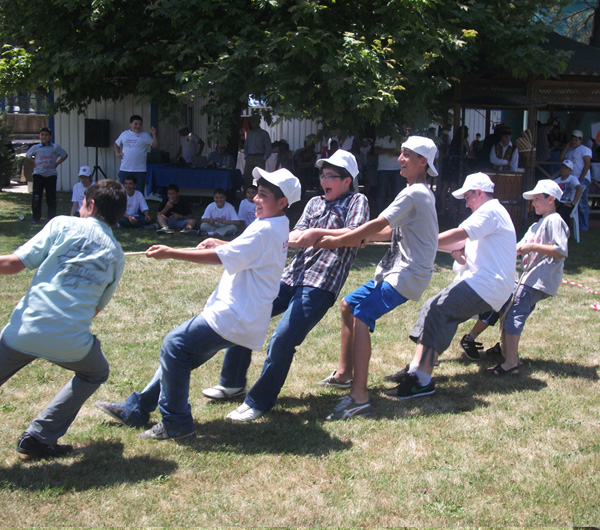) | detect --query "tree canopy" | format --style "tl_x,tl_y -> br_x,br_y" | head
0,0 -> 571,138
